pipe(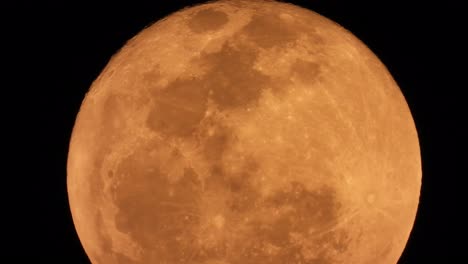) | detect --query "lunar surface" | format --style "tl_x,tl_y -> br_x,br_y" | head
67,1 -> 421,263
